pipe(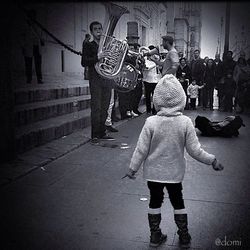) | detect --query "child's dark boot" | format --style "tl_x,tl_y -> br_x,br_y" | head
148,213 -> 167,247
174,214 -> 191,245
